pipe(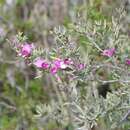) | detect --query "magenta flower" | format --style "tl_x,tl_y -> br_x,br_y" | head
19,43 -> 34,57
50,66 -> 58,75
33,58 -> 50,69
64,58 -> 74,65
102,48 -> 115,57
77,63 -> 86,70
54,59 -> 67,69
50,58 -> 71,75
126,59 -> 130,65
55,74 -> 61,82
